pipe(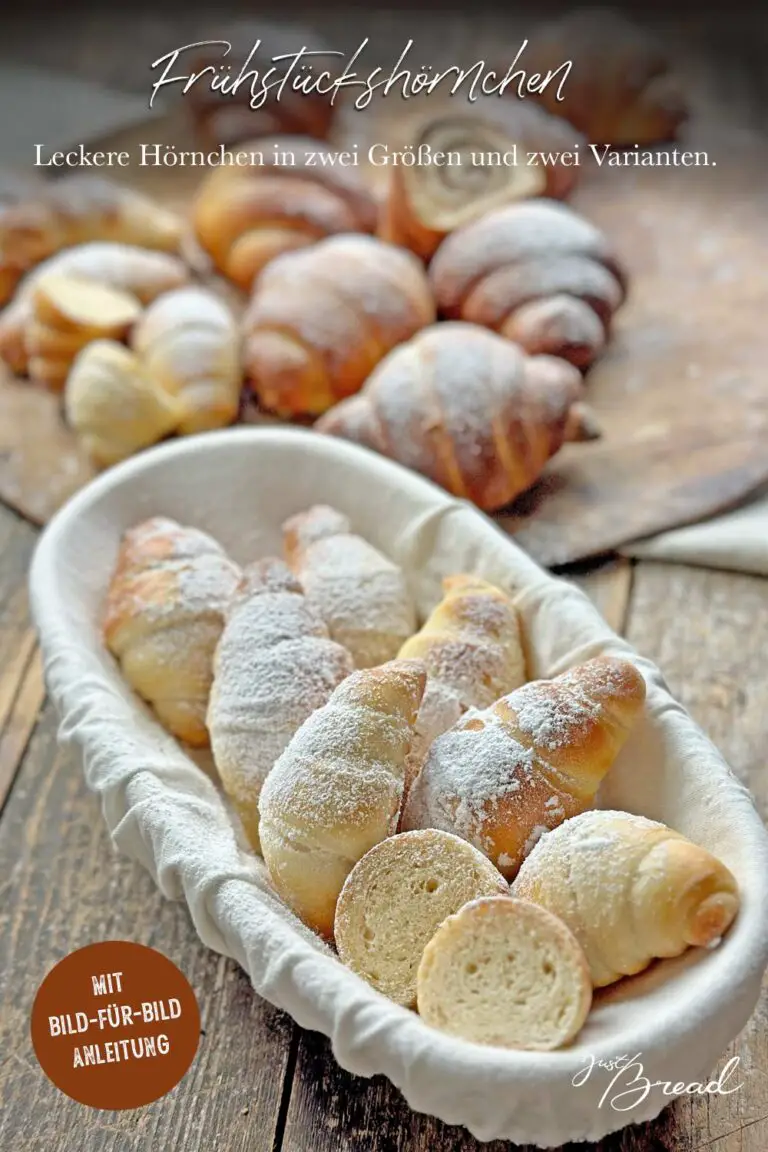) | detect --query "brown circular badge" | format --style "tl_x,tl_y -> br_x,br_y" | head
30,940 -> 200,1109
